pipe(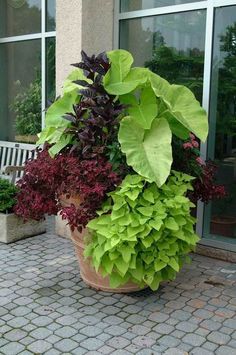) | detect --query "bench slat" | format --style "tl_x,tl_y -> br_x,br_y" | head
22,149 -> 27,166
0,141 -> 36,183
5,147 -> 12,167
0,147 -> 7,170
11,148 -> 17,166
